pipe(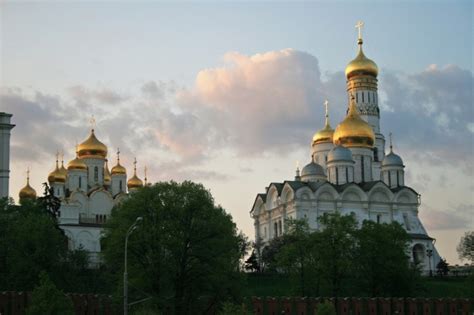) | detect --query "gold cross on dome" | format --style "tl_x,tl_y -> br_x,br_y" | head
389,132 -> 393,151
324,99 -> 329,117
355,20 -> 364,40
27,167 -> 30,180
89,115 -> 96,130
